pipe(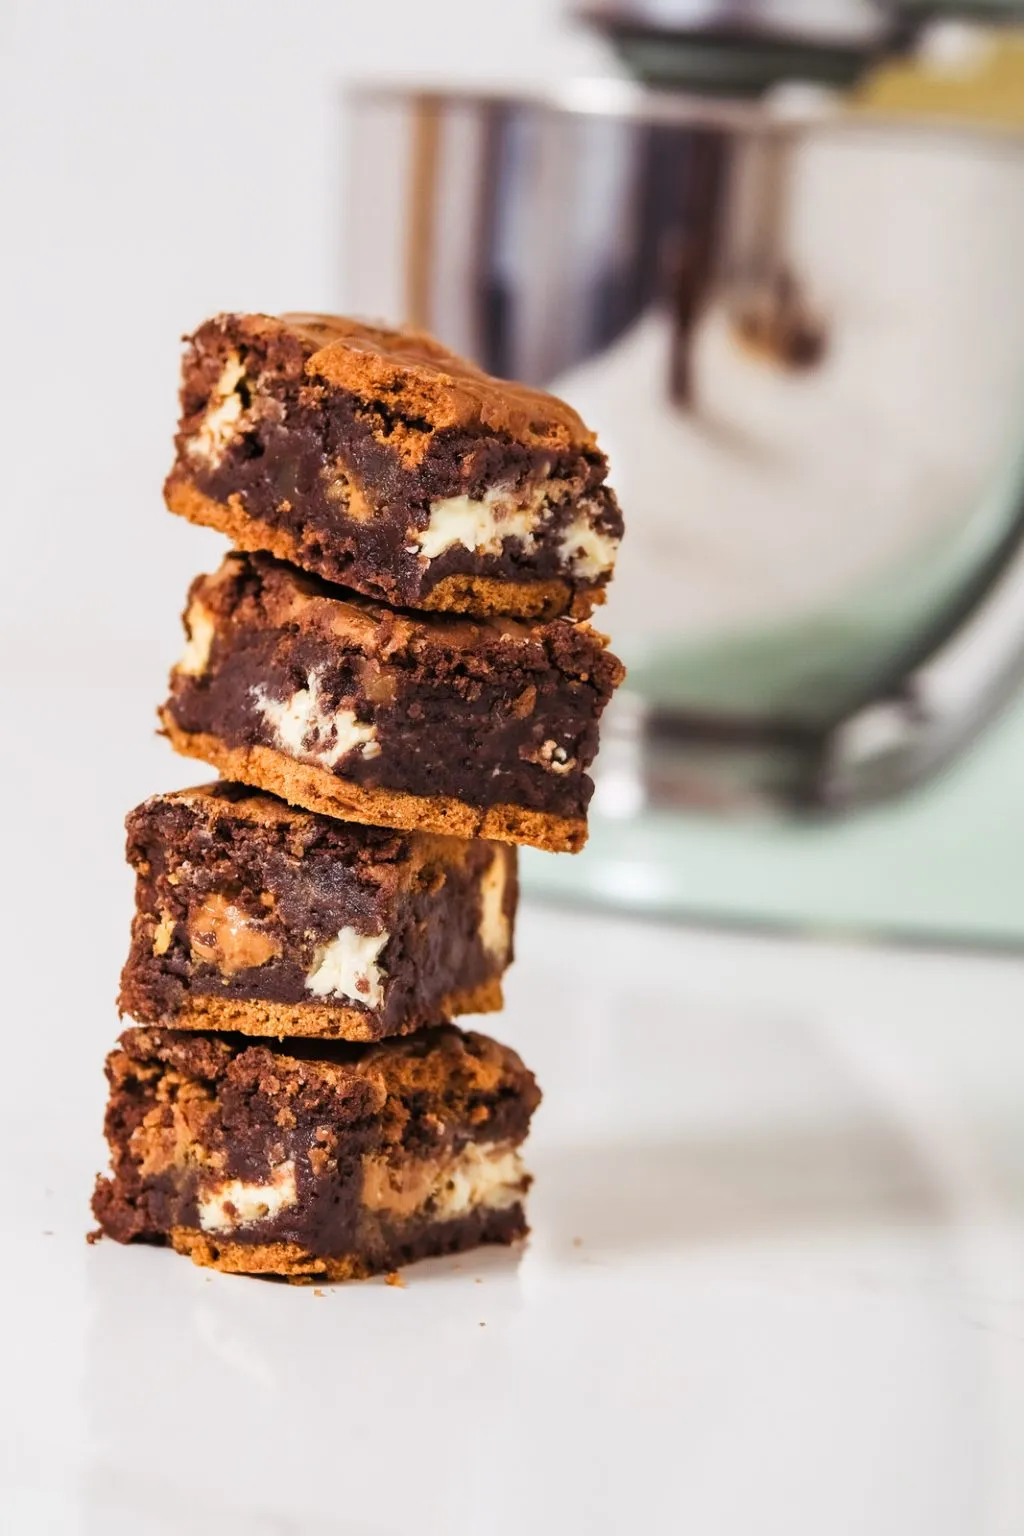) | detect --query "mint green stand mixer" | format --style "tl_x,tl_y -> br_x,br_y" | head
342,4 -> 1024,943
